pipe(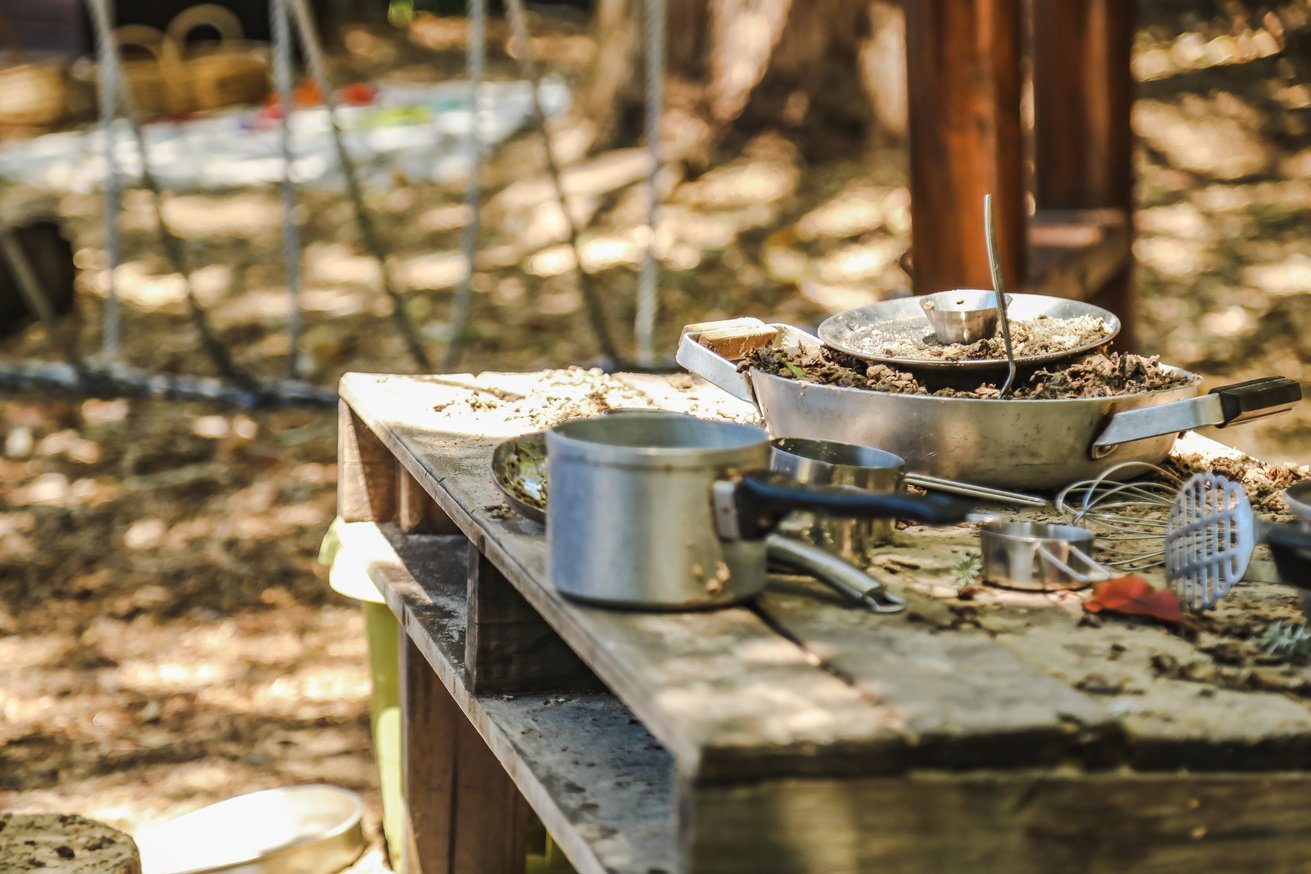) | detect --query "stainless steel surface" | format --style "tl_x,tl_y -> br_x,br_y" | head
769,437 -> 903,561
491,431 -> 547,523
918,289 -> 1009,345
1166,474 -> 1256,610
1286,482 -> 1311,529
980,521 -> 1112,591
135,785 -> 365,874
984,194 -> 1018,396
765,533 -> 906,613
681,319 -> 1205,490
905,472 -> 1049,508
547,412 -> 772,609
817,293 -> 1120,370
1092,394 -> 1225,455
